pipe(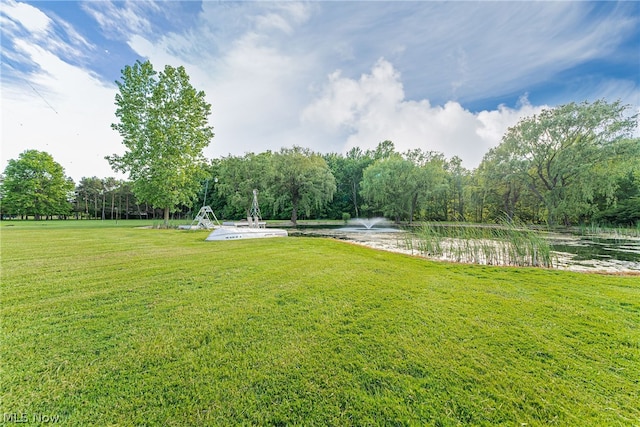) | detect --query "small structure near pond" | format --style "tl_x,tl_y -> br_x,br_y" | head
178,205 -> 220,230
205,189 -> 287,241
